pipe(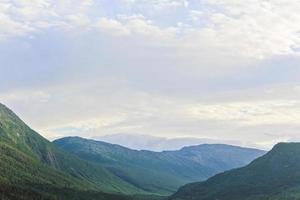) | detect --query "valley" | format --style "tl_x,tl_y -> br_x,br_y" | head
0,103 -> 265,200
